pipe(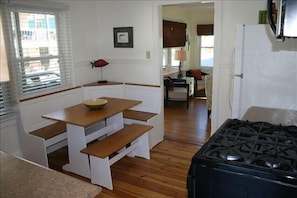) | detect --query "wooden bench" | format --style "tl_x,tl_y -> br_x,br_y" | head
19,118 -> 68,168
19,87 -> 83,167
81,123 -> 152,190
123,109 -> 159,150
123,109 -> 157,122
29,121 -> 66,140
